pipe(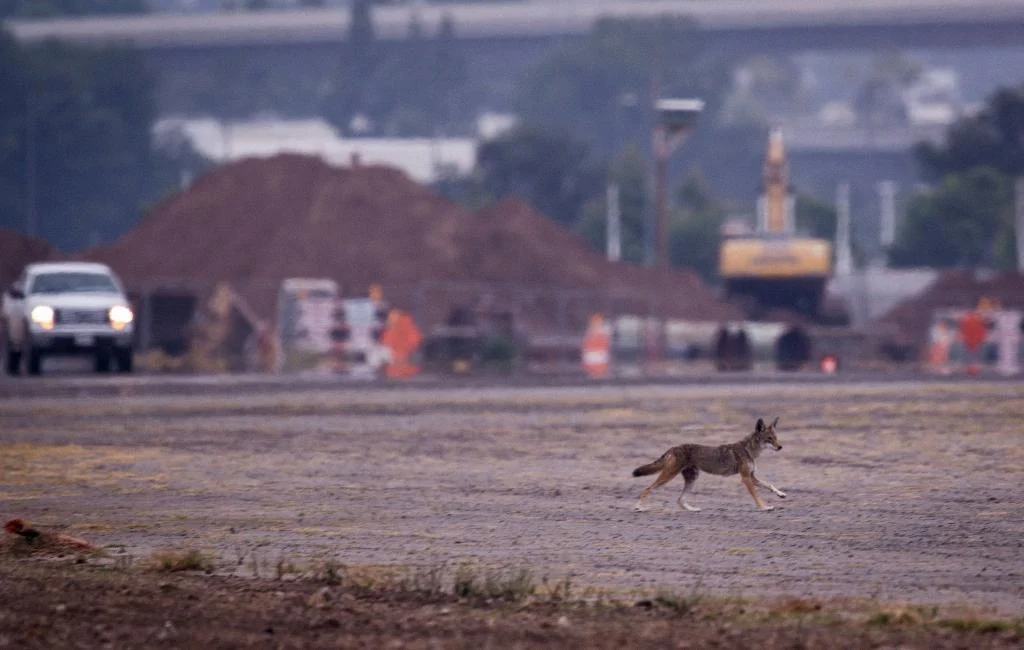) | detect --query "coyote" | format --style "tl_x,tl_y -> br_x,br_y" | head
632,417 -> 786,512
